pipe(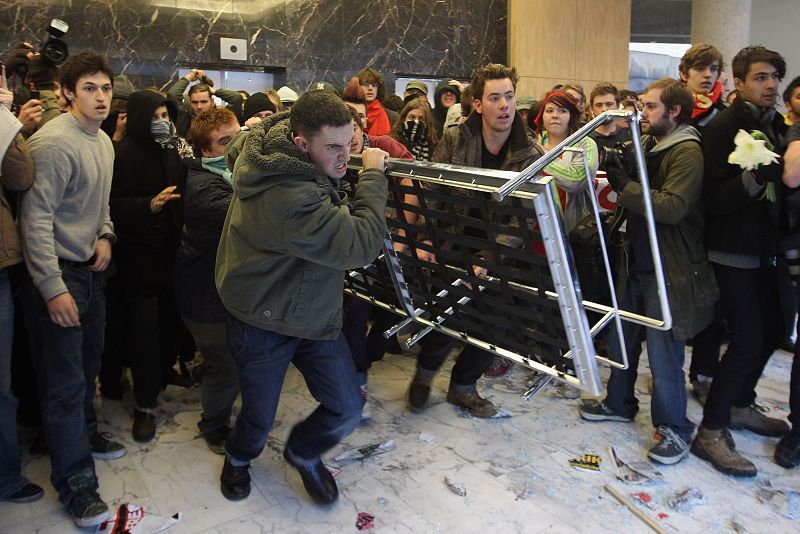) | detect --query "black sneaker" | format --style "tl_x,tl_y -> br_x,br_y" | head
89,432 -> 127,460
220,458 -> 250,501
5,482 -> 44,503
67,488 -> 111,528
579,400 -> 633,422
204,426 -> 231,455
775,431 -> 800,469
283,447 -> 338,505
648,426 -> 691,465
